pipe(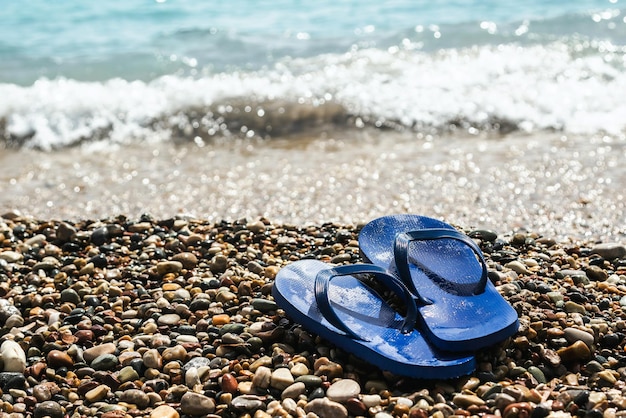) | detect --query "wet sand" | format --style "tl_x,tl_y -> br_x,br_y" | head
1,130 -> 625,241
